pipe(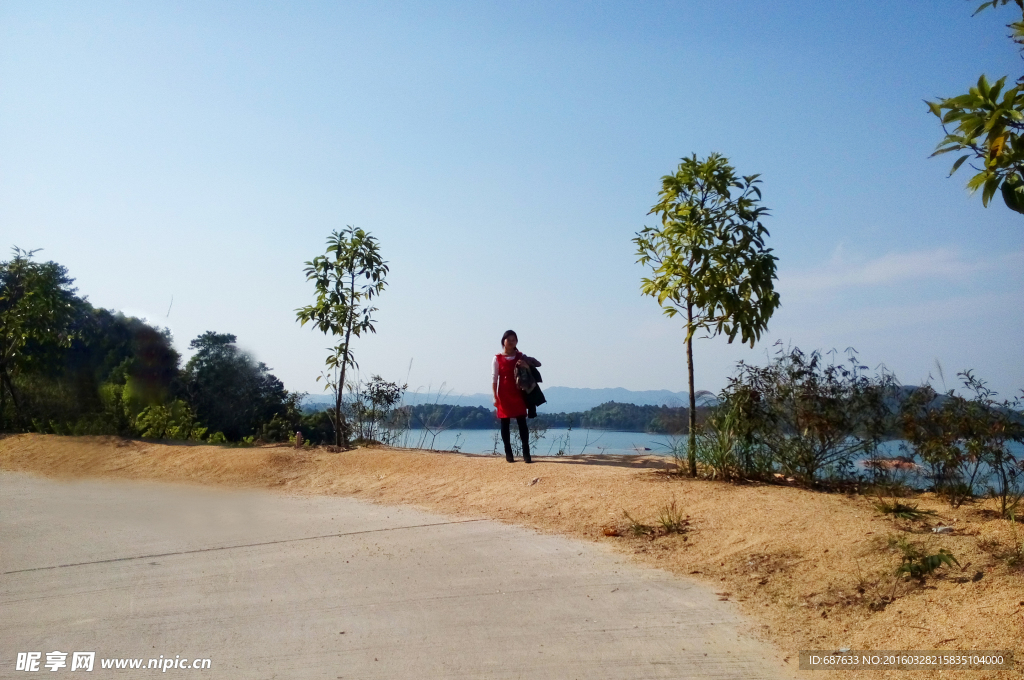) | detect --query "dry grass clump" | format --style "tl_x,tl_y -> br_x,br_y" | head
872,497 -> 936,521
1,434 -> 1022,680
621,498 -> 690,537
